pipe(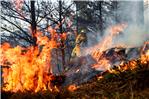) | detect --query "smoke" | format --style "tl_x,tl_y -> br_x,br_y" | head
113,25 -> 149,47
81,0 -> 149,56
112,0 -> 149,48
113,0 -> 148,48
